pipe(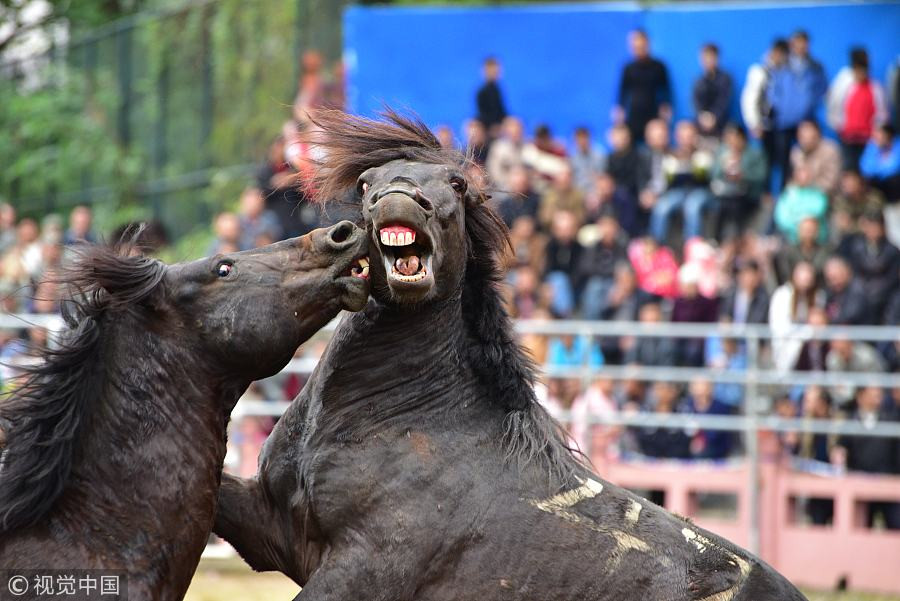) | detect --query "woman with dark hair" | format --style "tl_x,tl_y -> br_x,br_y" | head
769,260 -> 825,372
